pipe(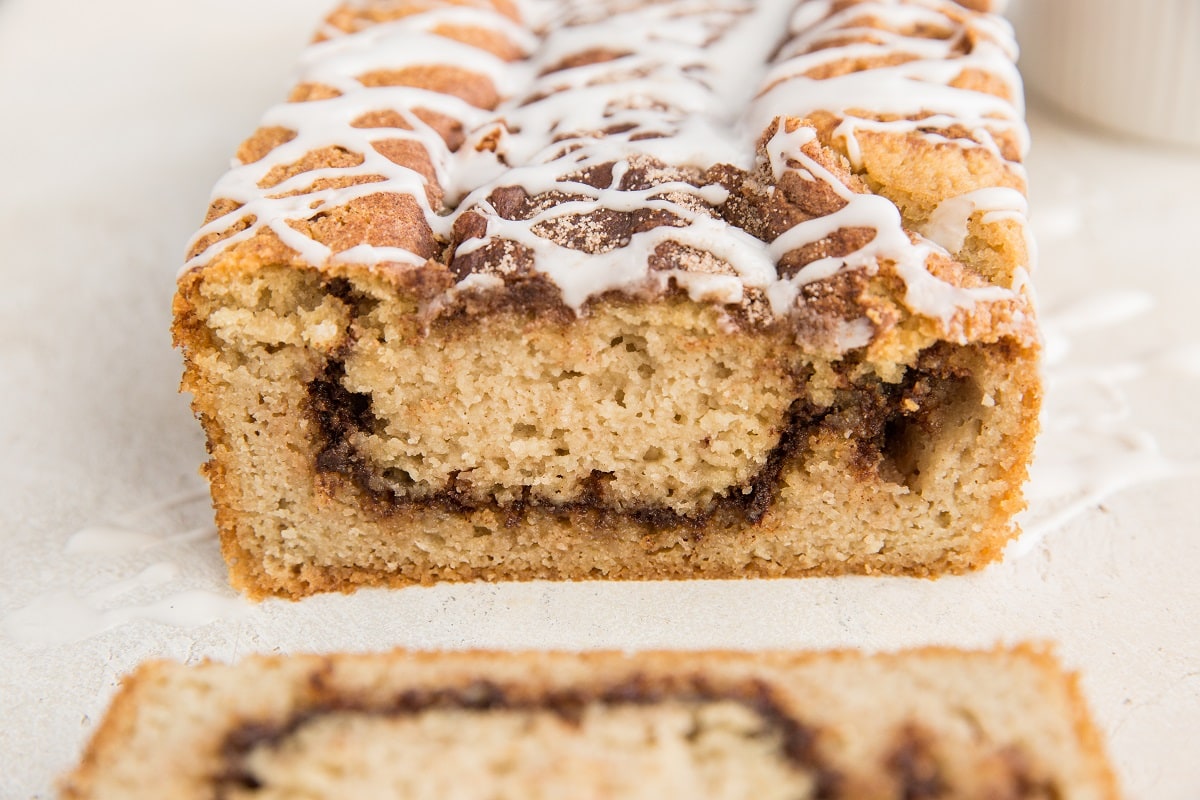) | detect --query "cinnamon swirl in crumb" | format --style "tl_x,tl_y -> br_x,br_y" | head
63,648 -> 1116,799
